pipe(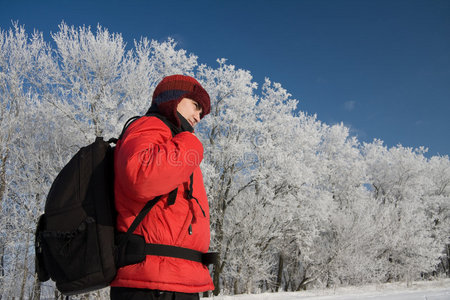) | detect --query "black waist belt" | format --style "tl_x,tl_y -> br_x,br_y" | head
117,195 -> 218,268
145,243 -> 218,266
